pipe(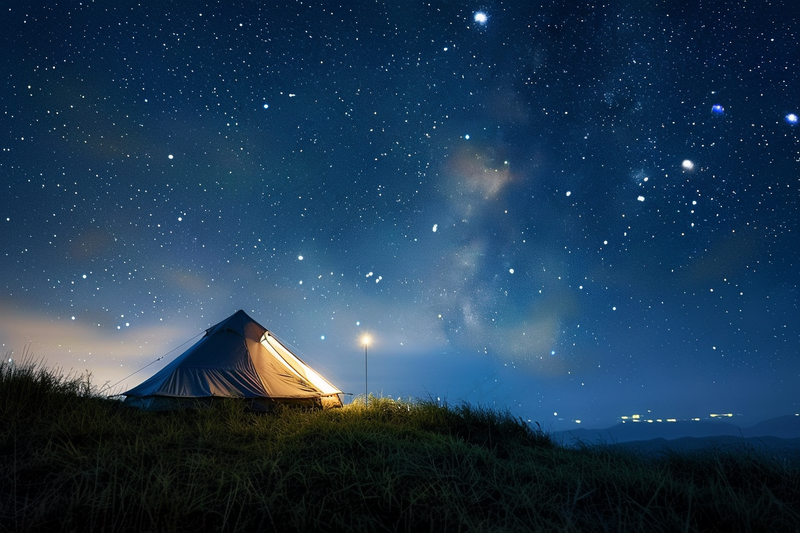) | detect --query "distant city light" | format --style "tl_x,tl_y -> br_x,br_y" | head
619,413 -> 735,423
